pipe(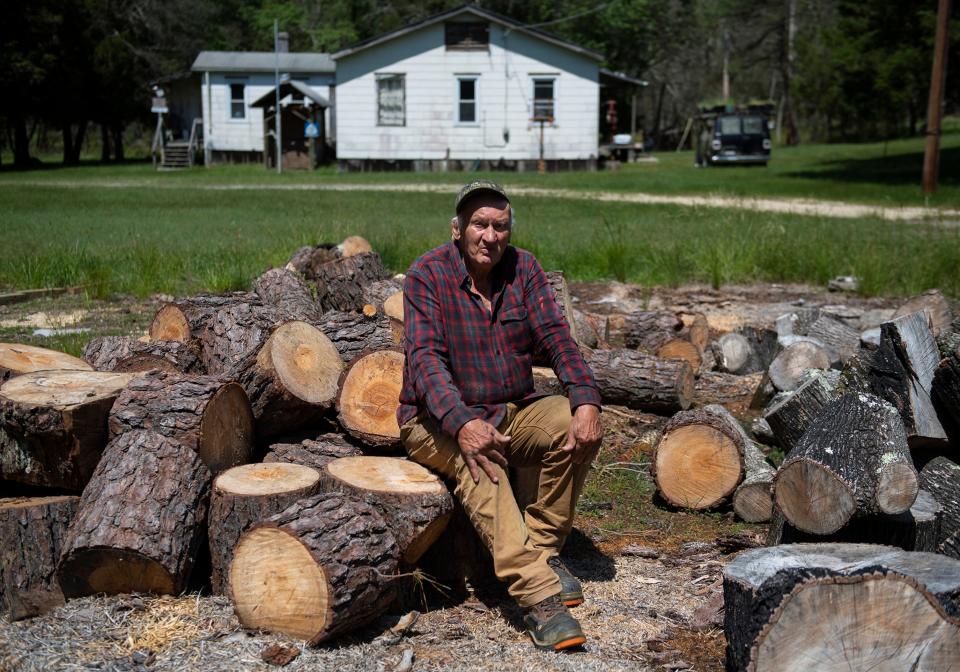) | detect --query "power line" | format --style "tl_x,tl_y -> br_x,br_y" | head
507,2 -> 615,33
